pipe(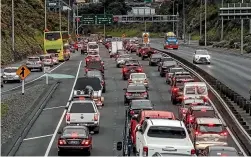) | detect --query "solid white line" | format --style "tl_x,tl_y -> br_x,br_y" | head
23,134 -> 53,141
43,106 -> 66,111
160,52 -> 247,156
44,60 -> 82,157
2,62 -> 66,93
